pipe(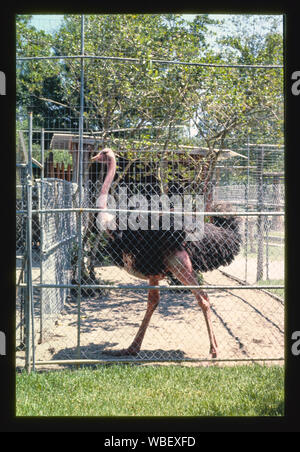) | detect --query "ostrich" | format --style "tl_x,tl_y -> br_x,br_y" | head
91,148 -> 242,358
